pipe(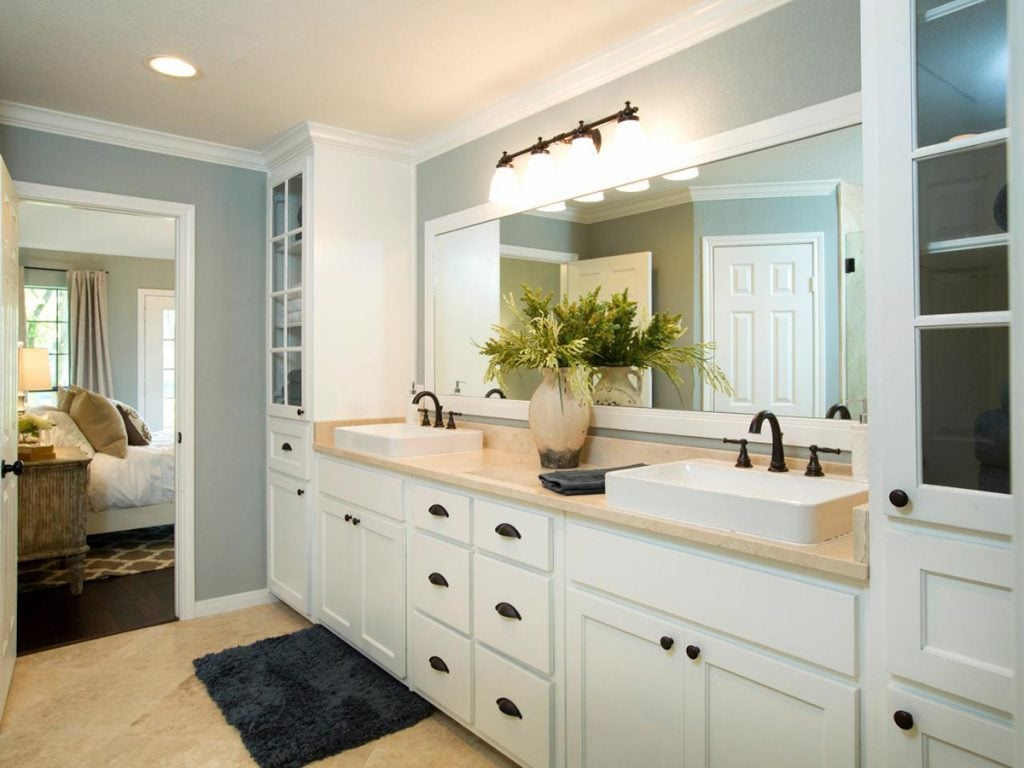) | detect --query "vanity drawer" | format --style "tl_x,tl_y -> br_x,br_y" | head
317,457 -> 403,521
411,484 -> 471,544
268,418 -> 311,479
473,554 -> 552,674
411,612 -> 472,723
474,643 -> 552,768
410,532 -> 471,634
567,521 -> 857,675
474,500 -> 552,572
